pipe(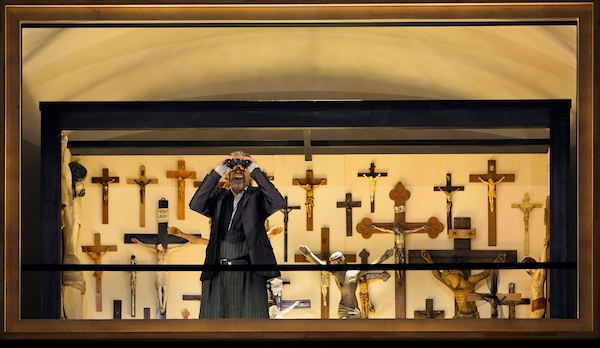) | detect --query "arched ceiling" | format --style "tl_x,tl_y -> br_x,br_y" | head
21,24 -> 577,153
